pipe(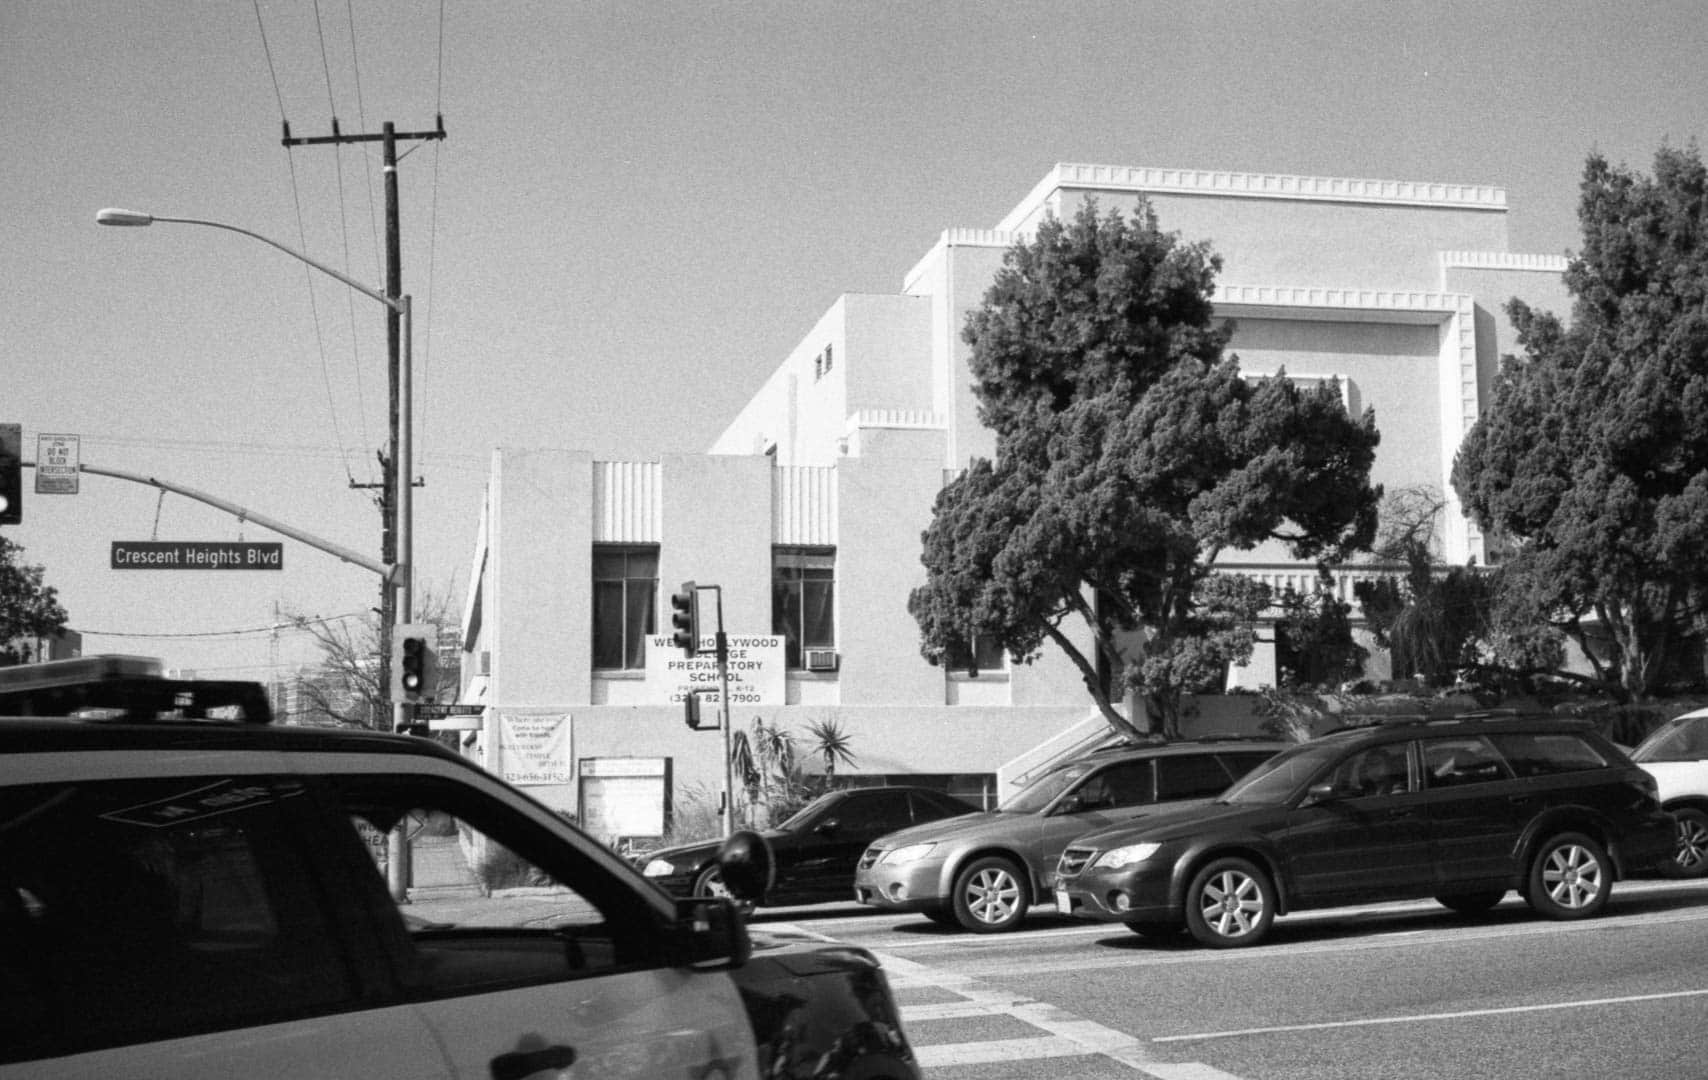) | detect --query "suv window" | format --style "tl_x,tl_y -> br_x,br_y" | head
321,775 -> 661,997
1074,760 -> 1154,810
1321,744 -> 1412,798
0,777 -> 355,1061
1489,732 -> 1608,776
1423,735 -> 1514,788
1156,754 -> 1237,800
